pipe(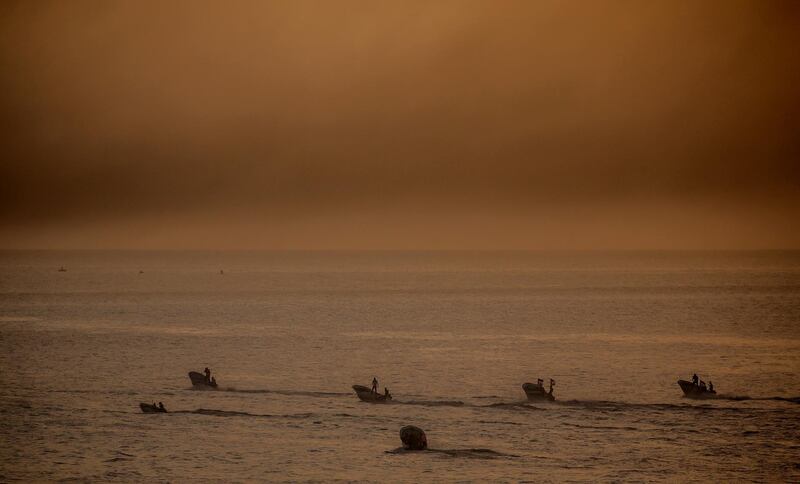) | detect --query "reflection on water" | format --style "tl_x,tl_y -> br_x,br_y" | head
1,250 -> 799,481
